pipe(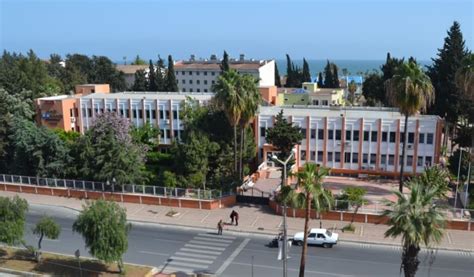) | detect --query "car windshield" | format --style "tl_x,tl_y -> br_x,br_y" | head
326,230 -> 332,237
